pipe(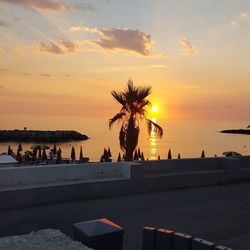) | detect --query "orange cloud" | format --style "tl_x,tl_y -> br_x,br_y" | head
71,26 -> 155,56
38,40 -> 80,55
179,38 -> 196,56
